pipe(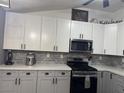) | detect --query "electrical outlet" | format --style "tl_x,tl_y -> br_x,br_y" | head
46,53 -> 50,58
60,54 -> 64,59
122,58 -> 124,63
99,56 -> 102,60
